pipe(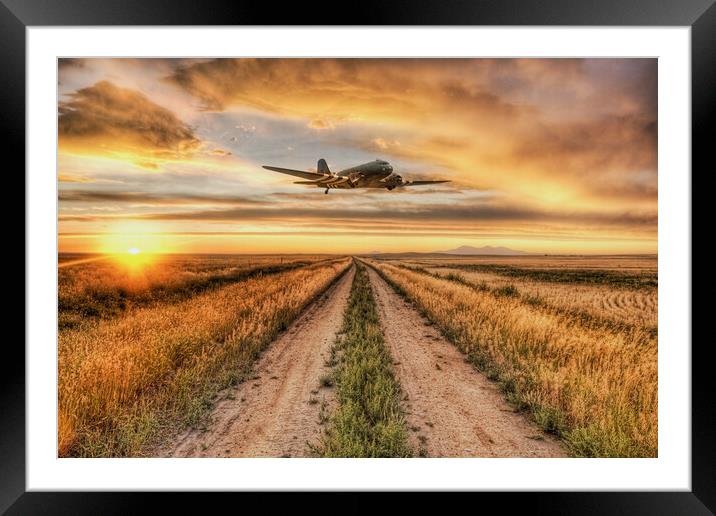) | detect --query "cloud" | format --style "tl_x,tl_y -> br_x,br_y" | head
59,195 -> 657,233
138,205 -> 656,228
59,189 -> 266,206
58,174 -> 95,183
510,114 -> 657,175
58,58 -> 86,71
58,81 -> 202,167
372,138 -> 401,151
209,148 -> 232,156
163,58 -> 525,124
58,229 -> 649,241
58,173 -> 124,184
307,119 -> 335,130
